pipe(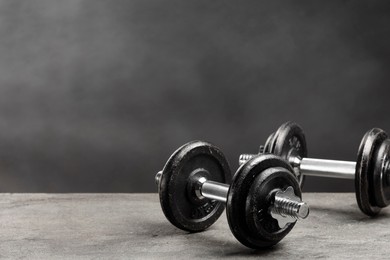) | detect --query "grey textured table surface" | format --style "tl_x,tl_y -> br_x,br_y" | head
0,193 -> 389,259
